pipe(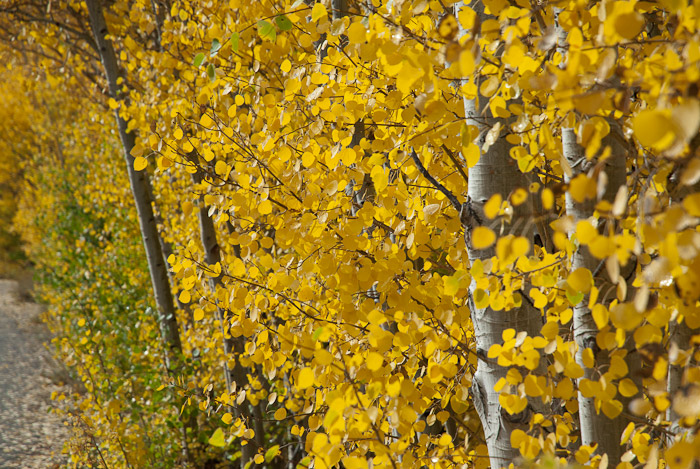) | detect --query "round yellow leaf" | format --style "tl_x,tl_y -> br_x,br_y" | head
632,109 -> 676,151
281,59 -> 291,74
311,2 -> 327,21
221,412 -> 233,424
179,290 -> 191,304
347,22 -> 366,44
274,408 -> 287,420
567,267 -> 593,294
367,352 -> 383,371
258,199 -> 273,215
133,156 -> 148,171
297,367 -> 314,389
618,378 -> 638,397
214,160 -> 228,175
254,454 -> 264,464
193,308 -> 204,321
614,11 -> 644,40
471,226 -> 495,249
